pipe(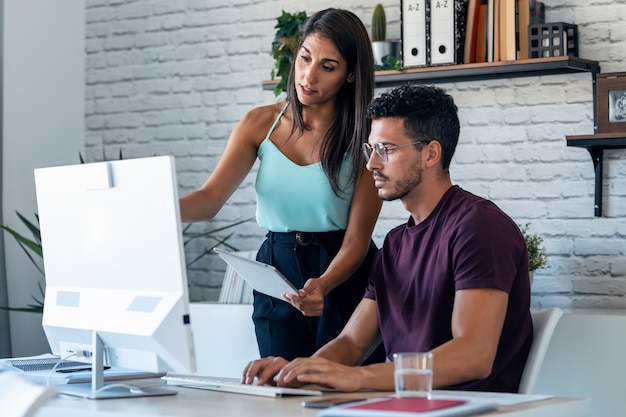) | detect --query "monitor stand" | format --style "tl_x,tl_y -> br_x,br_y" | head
57,330 -> 177,400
